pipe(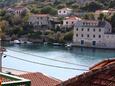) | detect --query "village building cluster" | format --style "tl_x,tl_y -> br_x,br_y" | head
4,5 -> 115,48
